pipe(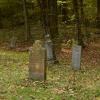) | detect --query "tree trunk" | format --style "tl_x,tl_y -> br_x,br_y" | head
37,0 -> 50,36
48,0 -> 59,43
73,0 -> 84,46
48,0 -> 59,62
38,0 -> 59,63
79,0 -> 84,25
23,0 -> 31,41
0,8 -> 2,28
97,0 -> 100,28
62,0 -> 69,23
79,0 -> 87,47
79,0 -> 87,32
